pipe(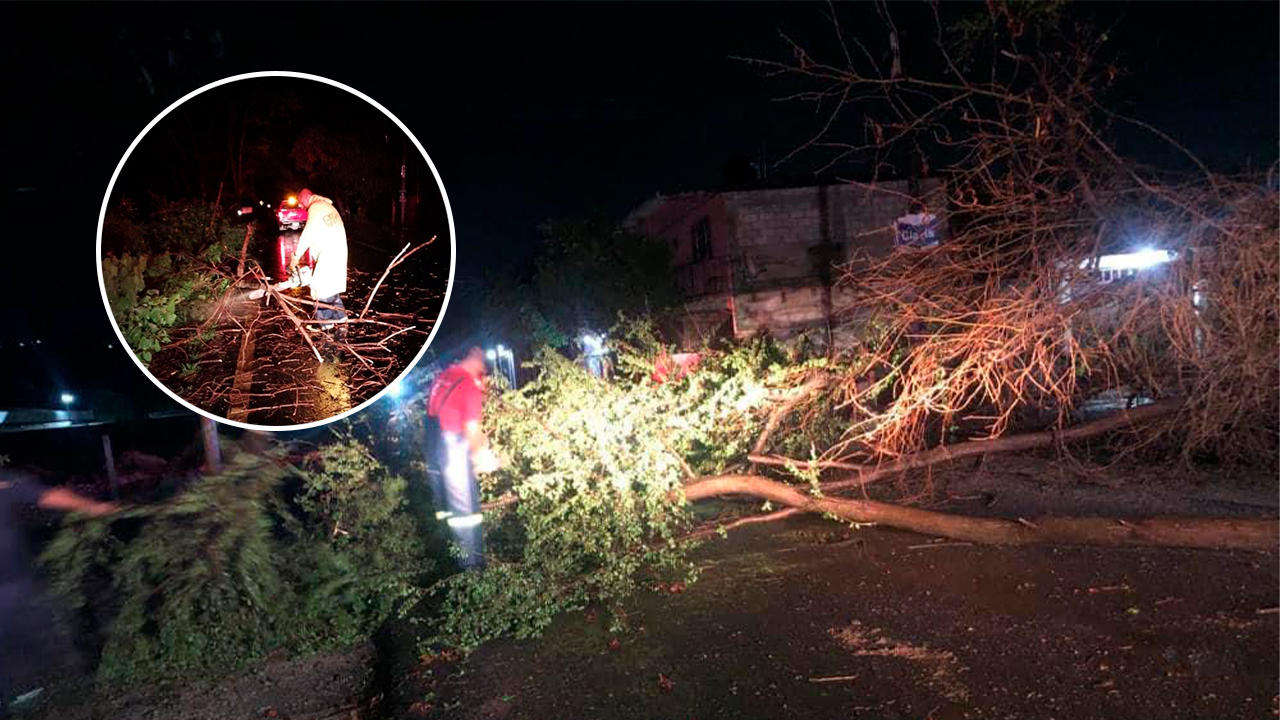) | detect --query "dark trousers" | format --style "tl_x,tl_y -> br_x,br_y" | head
0,578 -> 80,715
314,295 -> 347,325
434,432 -> 484,570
